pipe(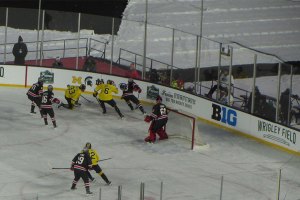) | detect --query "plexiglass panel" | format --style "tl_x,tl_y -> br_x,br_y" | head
38,10 -> 79,69
255,54 -> 280,121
